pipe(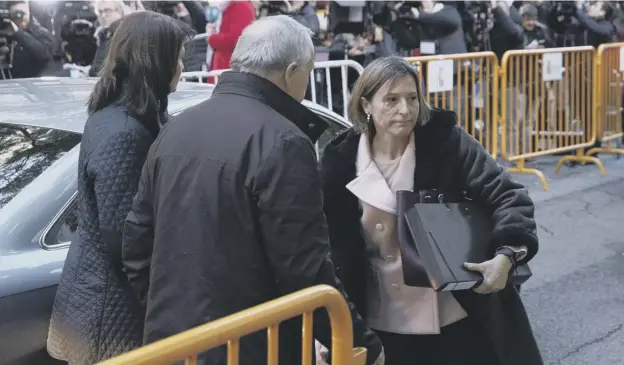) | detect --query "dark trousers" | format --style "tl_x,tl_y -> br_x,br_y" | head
375,318 -> 499,365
